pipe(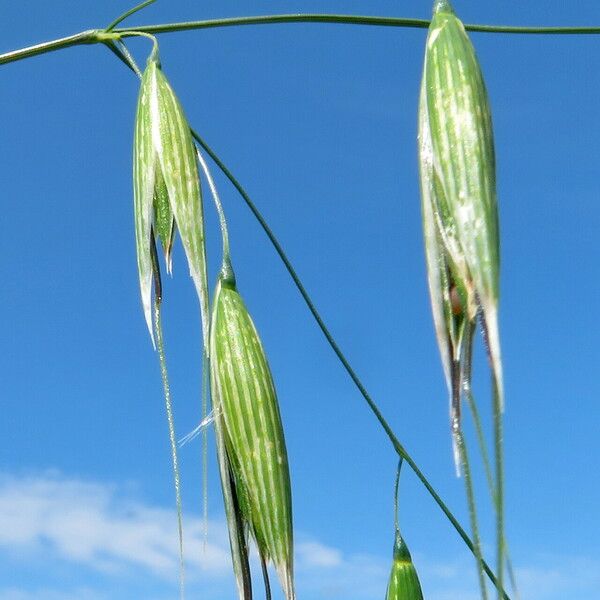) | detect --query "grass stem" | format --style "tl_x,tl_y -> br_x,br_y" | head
455,427 -> 488,600
190,130 -> 511,600
3,15 -> 600,66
